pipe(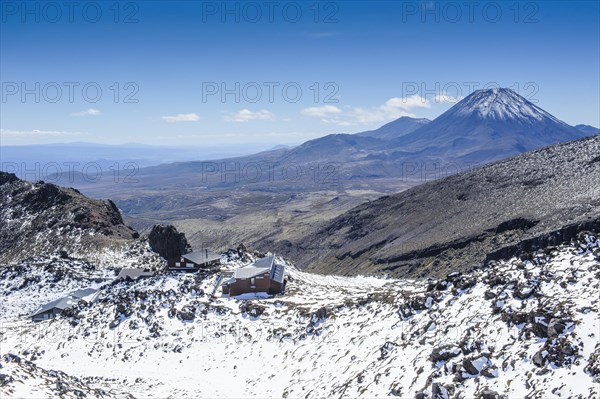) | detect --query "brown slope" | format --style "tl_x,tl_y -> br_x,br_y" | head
277,134 -> 600,278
